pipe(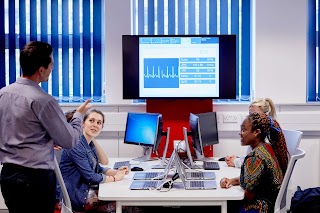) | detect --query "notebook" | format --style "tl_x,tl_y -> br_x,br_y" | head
129,151 -> 176,190
176,154 -> 216,180
174,152 -> 217,190
132,151 -> 175,180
